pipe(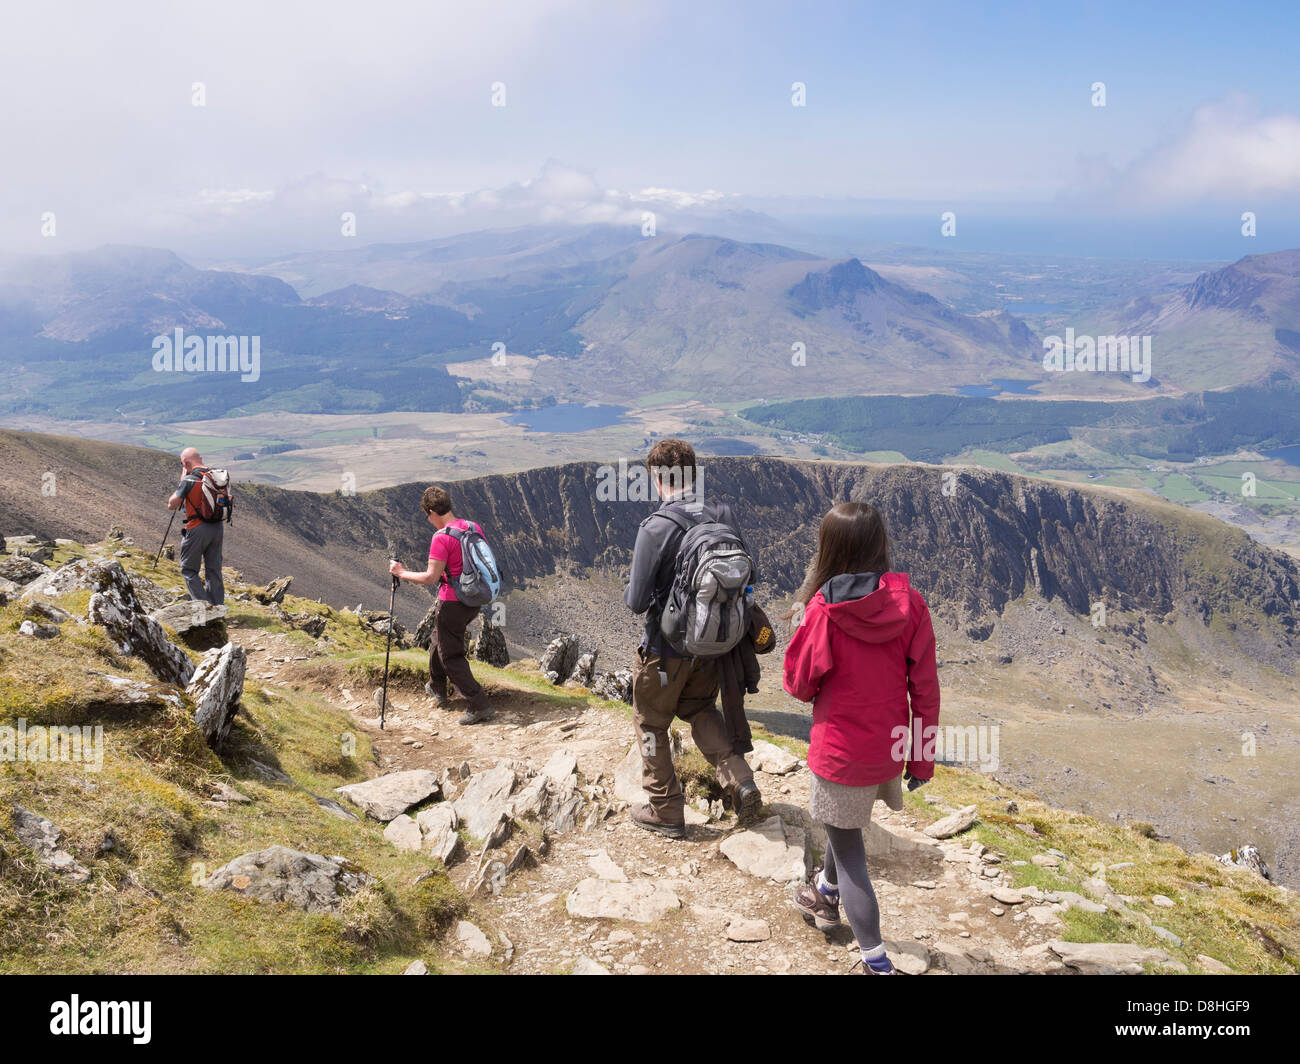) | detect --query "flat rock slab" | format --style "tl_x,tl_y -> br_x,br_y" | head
150,600 -> 229,634
571,957 -> 611,975
726,917 -> 771,942
884,939 -> 931,975
745,739 -> 800,775
454,920 -> 492,957
613,743 -> 648,805
542,749 -> 578,783
335,770 -> 441,821
203,845 -> 370,913
1048,940 -> 1174,975
566,877 -> 681,923
924,805 -> 978,839
720,815 -> 807,884
587,850 -> 627,882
